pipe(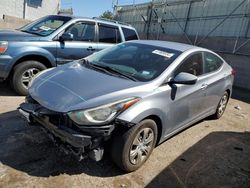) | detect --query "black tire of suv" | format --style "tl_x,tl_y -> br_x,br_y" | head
212,91 -> 229,119
111,119 -> 158,172
11,61 -> 47,95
